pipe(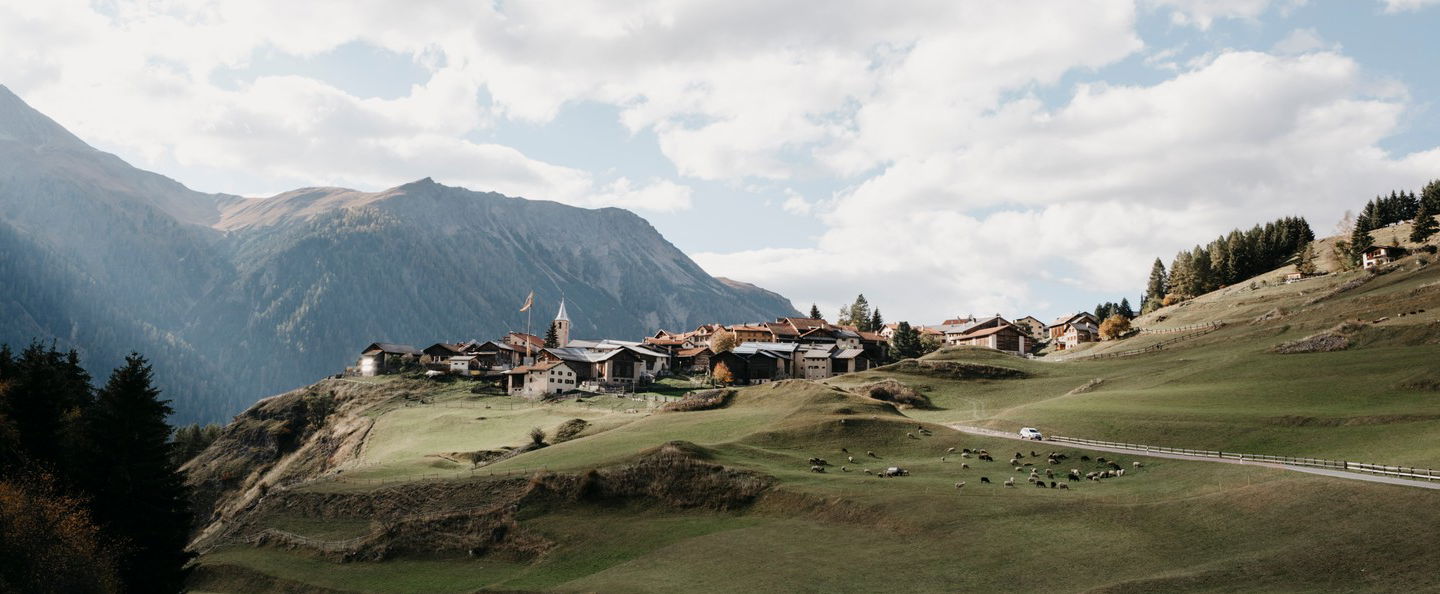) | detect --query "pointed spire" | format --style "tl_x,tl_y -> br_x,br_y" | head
555,298 -> 570,322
